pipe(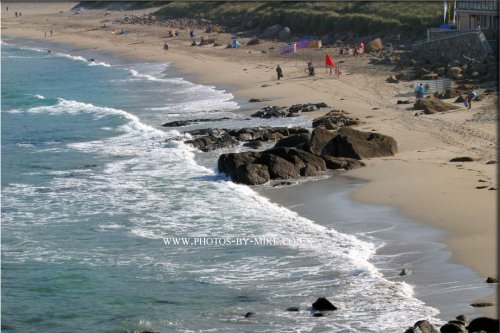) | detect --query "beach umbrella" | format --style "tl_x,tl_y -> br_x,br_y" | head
325,53 -> 335,67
